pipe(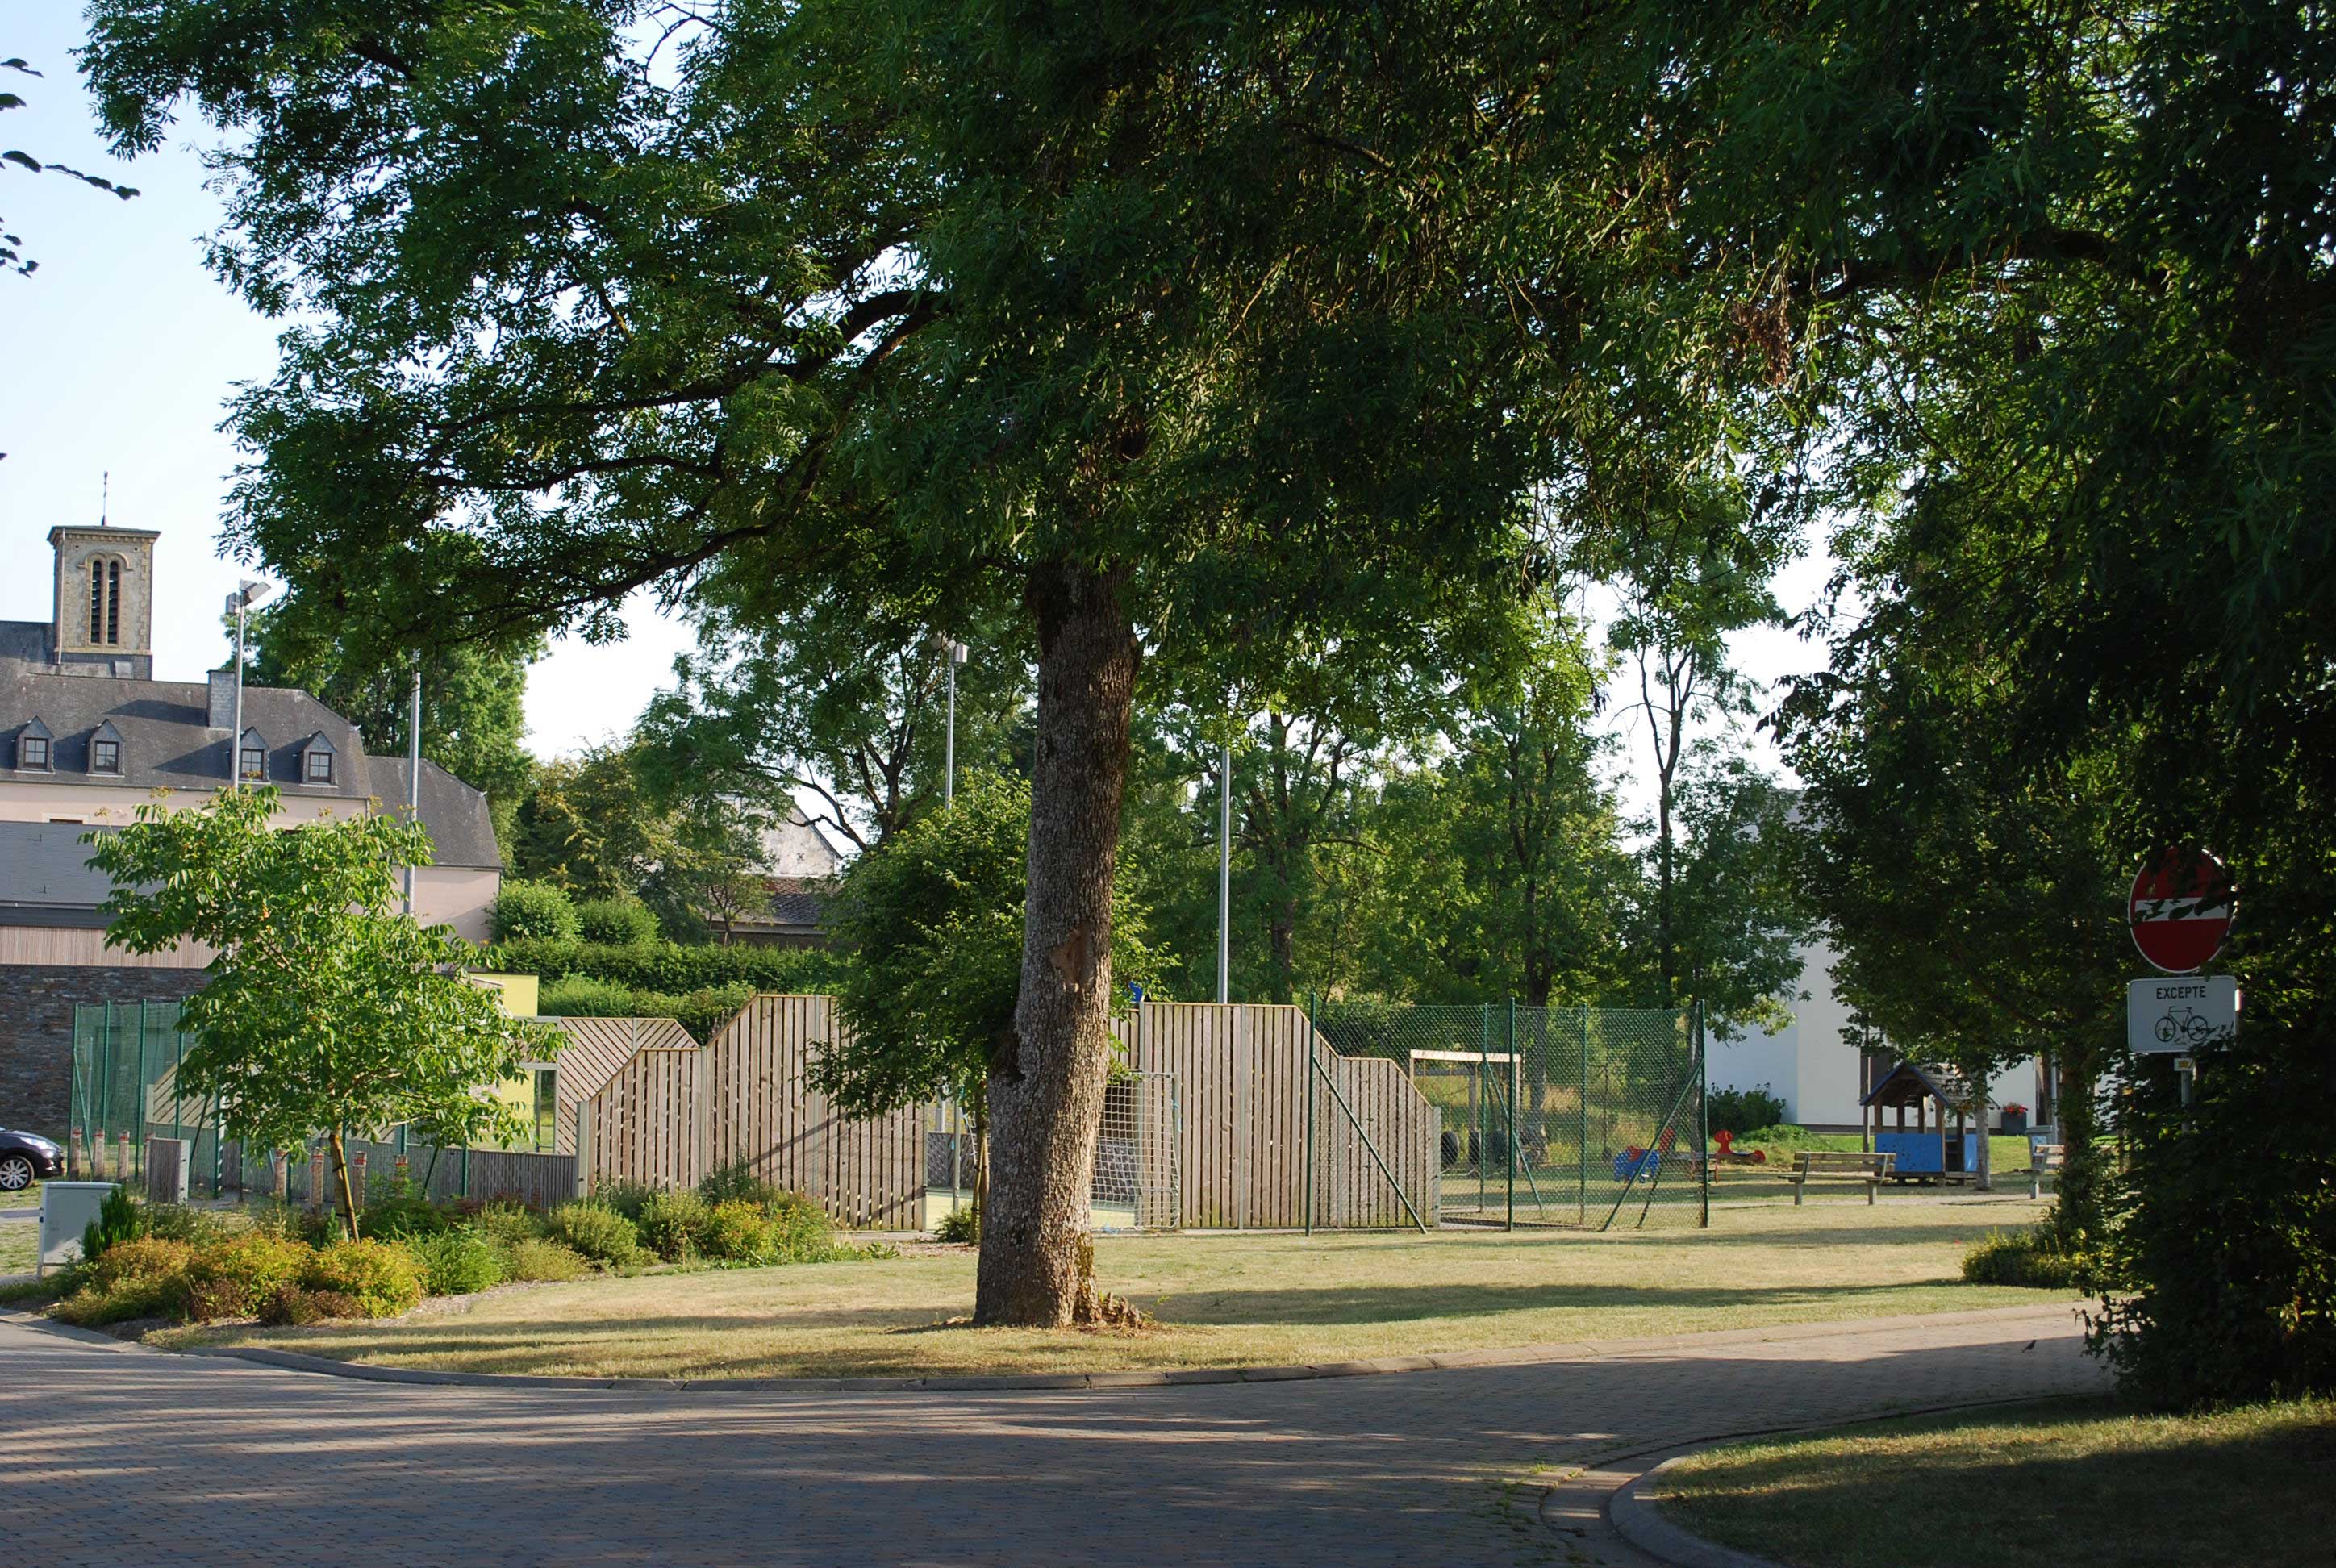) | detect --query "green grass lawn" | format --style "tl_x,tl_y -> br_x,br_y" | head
1647,1395 -> 2336,1568
0,1184 -> 40,1210
0,1220 -> 37,1276
166,1194 -> 2071,1381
